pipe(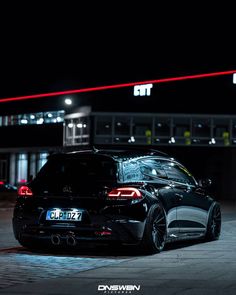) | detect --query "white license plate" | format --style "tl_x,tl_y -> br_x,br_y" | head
46,209 -> 82,221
